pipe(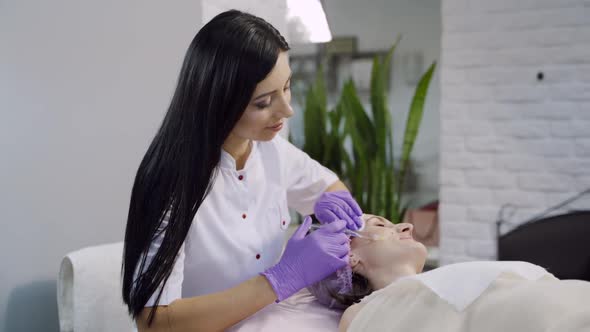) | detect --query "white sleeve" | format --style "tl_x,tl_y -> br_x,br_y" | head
134,210 -> 185,307
275,136 -> 340,216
